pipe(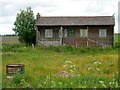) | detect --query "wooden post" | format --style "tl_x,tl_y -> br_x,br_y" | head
32,44 -> 34,49
113,26 -> 114,46
87,26 -> 89,46
36,26 -> 38,46
60,26 -> 63,45
76,43 -> 78,48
